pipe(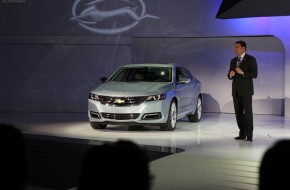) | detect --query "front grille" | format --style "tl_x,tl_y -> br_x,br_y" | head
99,96 -> 147,106
101,113 -> 140,120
